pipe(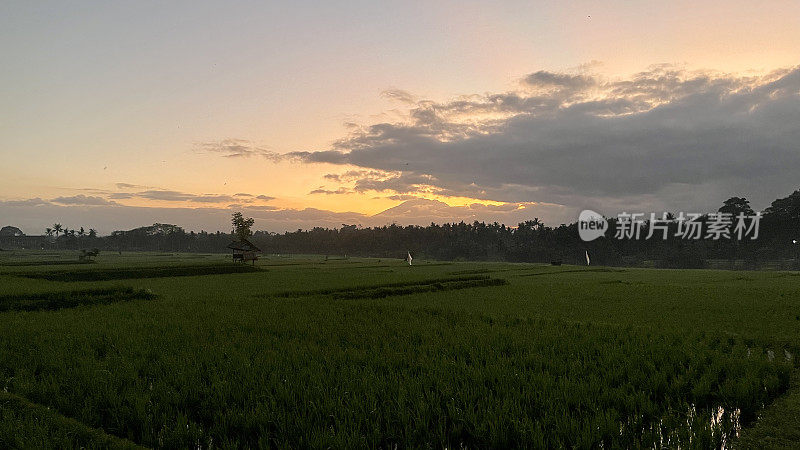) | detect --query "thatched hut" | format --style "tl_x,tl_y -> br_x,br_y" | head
227,238 -> 261,264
